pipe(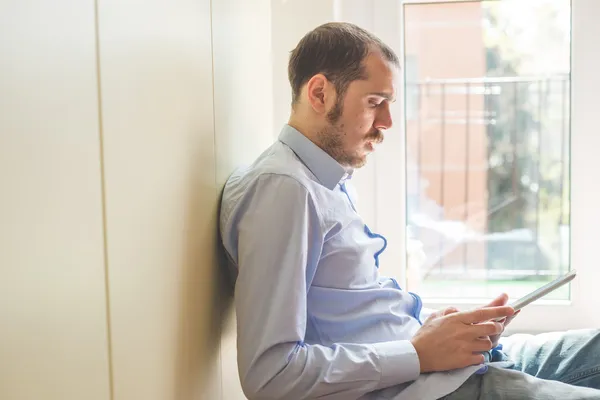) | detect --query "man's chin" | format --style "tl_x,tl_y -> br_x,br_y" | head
350,156 -> 368,169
